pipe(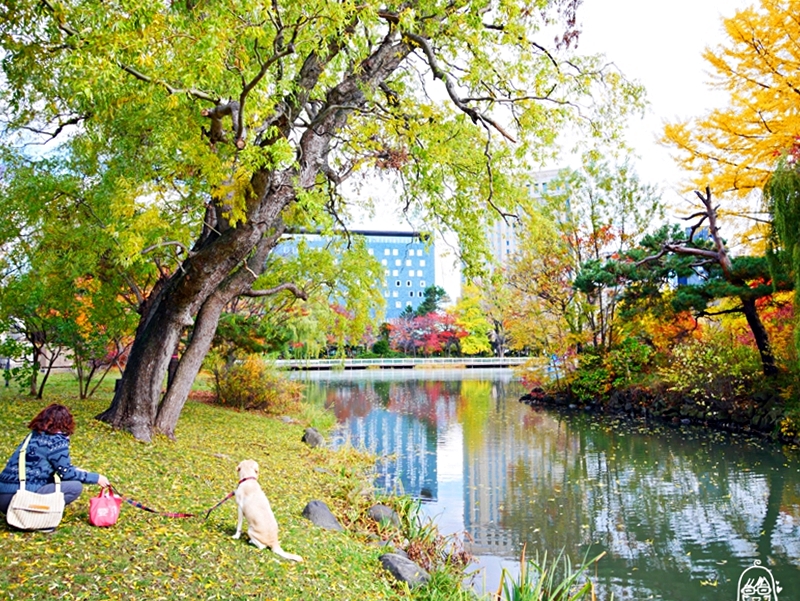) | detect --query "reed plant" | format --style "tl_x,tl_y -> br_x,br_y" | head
497,546 -> 608,601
